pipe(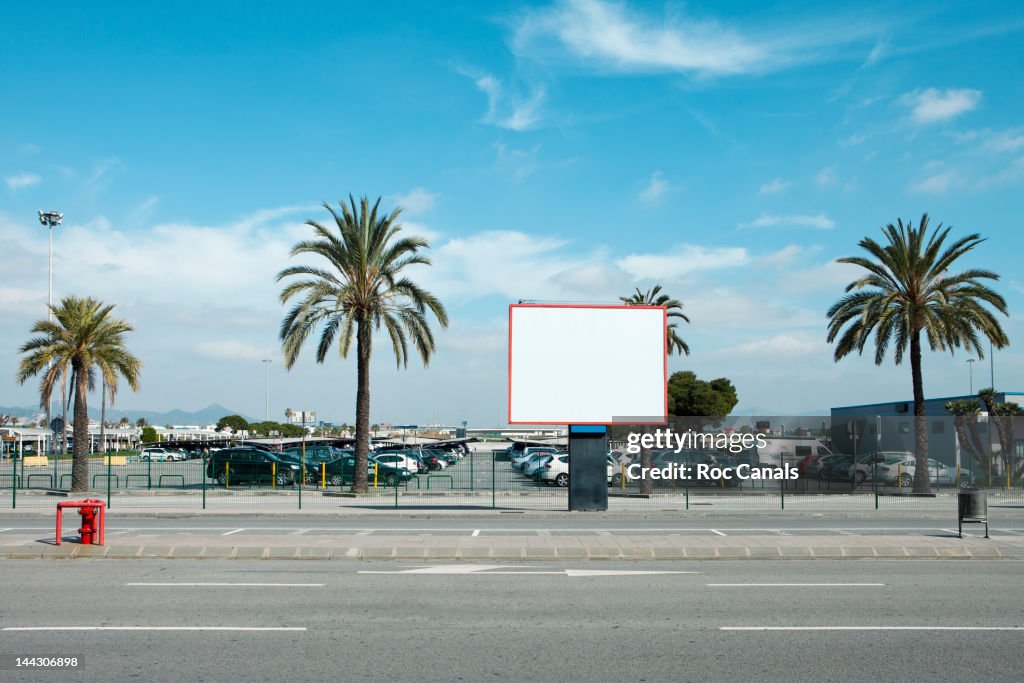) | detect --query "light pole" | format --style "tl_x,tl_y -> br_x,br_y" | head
262,359 -> 272,421
38,210 -> 62,455
967,358 -> 977,394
